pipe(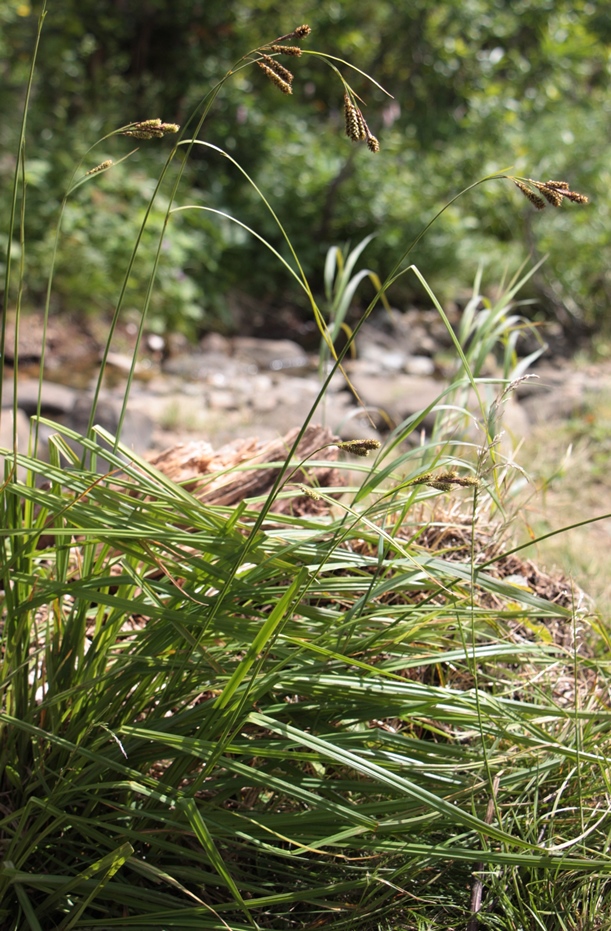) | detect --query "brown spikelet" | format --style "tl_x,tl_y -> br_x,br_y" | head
259,54 -> 294,84
513,179 -> 546,210
86,159 -> 113,175
121,118 -> 179,139
343,94 -> 361,141
122,130 -> 156,139
564,190 -> 589,204
541,189 -> 564,206
257,61 -> 292,94
337,438 -> 381,457
272,25 -> 312,43
427,471 -> 480,491
133,119 -> 162,130
297,484 -> 322,500
354,108 -> 368,141
366,133 -> 380,153
528,178 -> 589,206
269,44 -> 302,57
